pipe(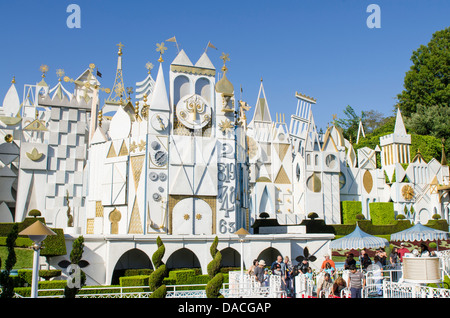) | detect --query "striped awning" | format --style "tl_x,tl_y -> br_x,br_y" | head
330,224 -> 389,250
391,223 -> 449,242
